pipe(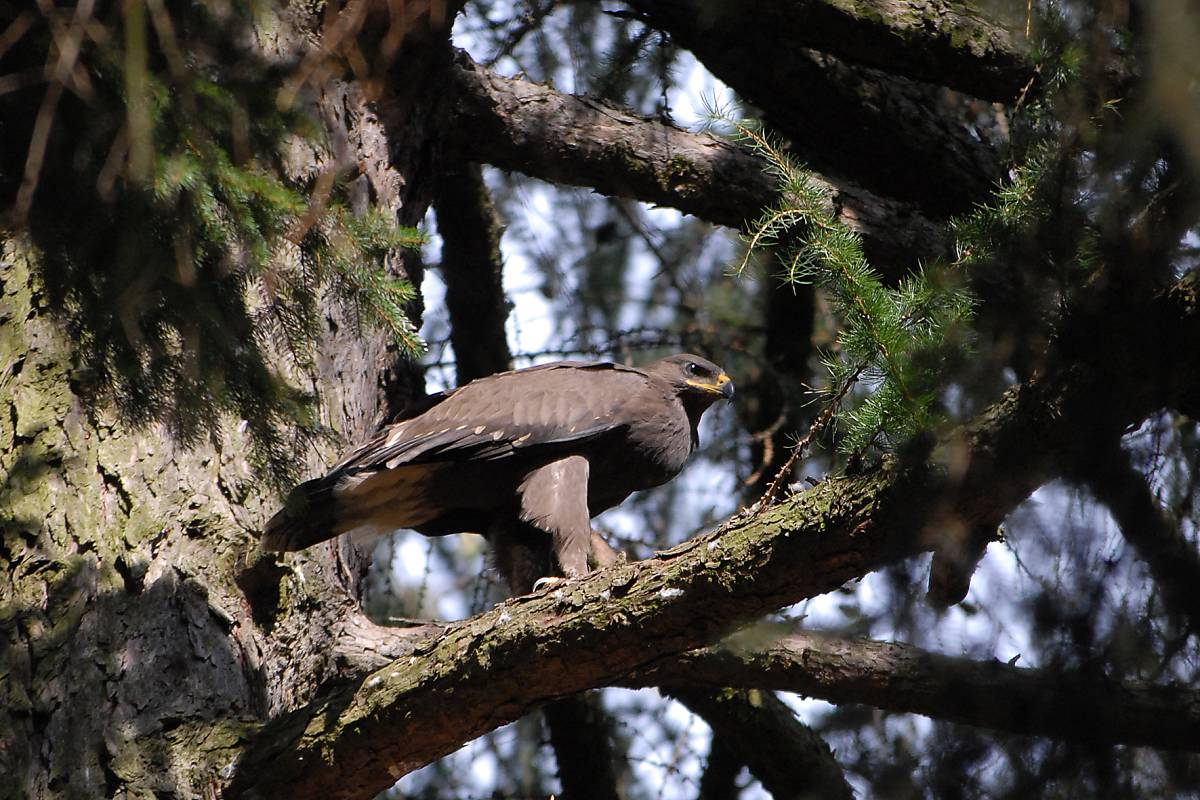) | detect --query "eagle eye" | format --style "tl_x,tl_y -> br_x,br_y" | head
685,361 -> 701,376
